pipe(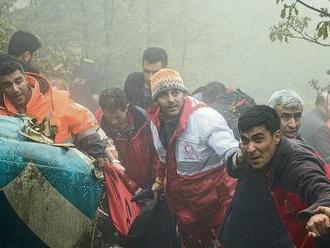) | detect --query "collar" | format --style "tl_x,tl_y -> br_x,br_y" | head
148,96 -> 206,147
3,74 -> 51,116
267,138 -> 292,184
